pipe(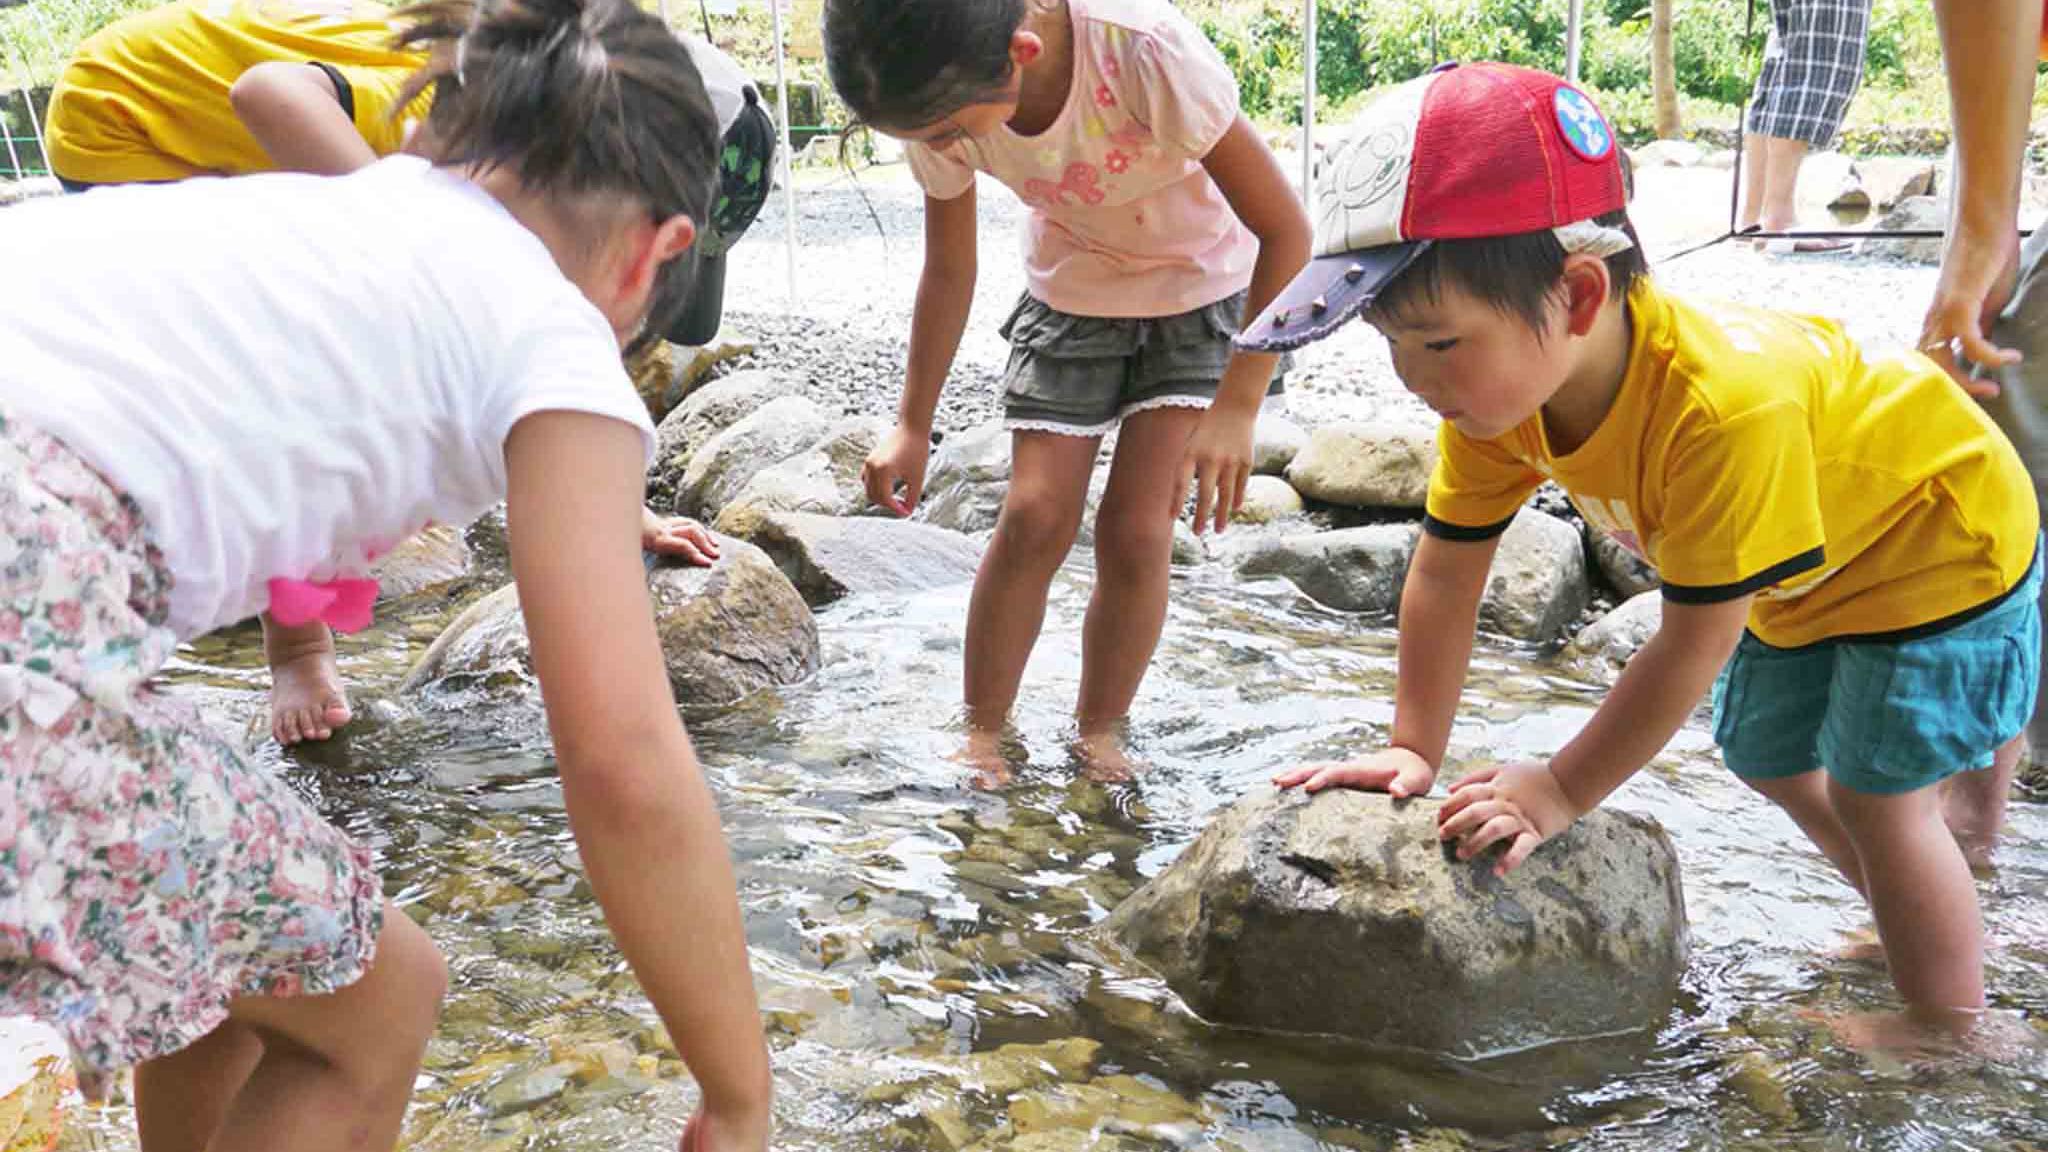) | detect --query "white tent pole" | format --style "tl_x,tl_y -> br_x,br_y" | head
1565,0 -> 1583,82
1300,0 -> 1315,213
769,0 -> 798,309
